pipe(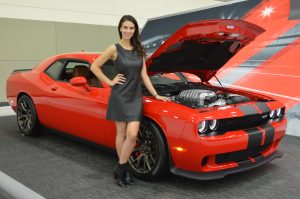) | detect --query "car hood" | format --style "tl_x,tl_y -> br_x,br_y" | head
146,19 -> 265,82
